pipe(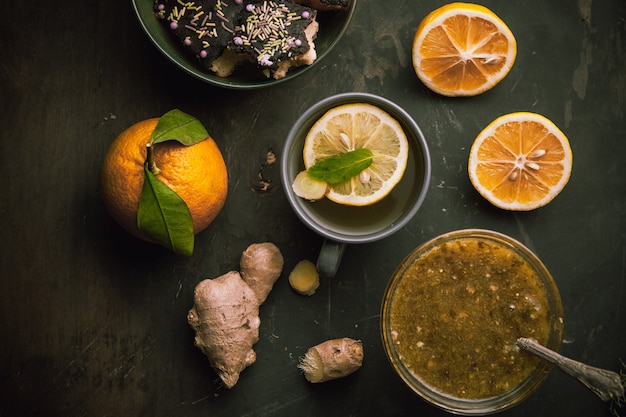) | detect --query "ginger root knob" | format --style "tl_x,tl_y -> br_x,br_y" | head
188,242 -> 284,388
298,338 -> 364,383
